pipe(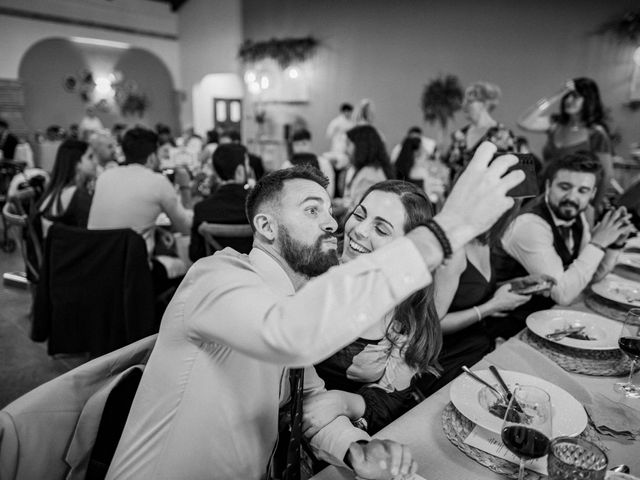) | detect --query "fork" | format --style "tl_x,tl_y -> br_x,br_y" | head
462,366 -> 508,403
546,325 -> 585,340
